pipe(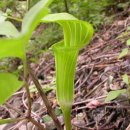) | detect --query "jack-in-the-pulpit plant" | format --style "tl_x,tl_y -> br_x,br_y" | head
42,13 -> 94,130
0,0 -> 93,129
